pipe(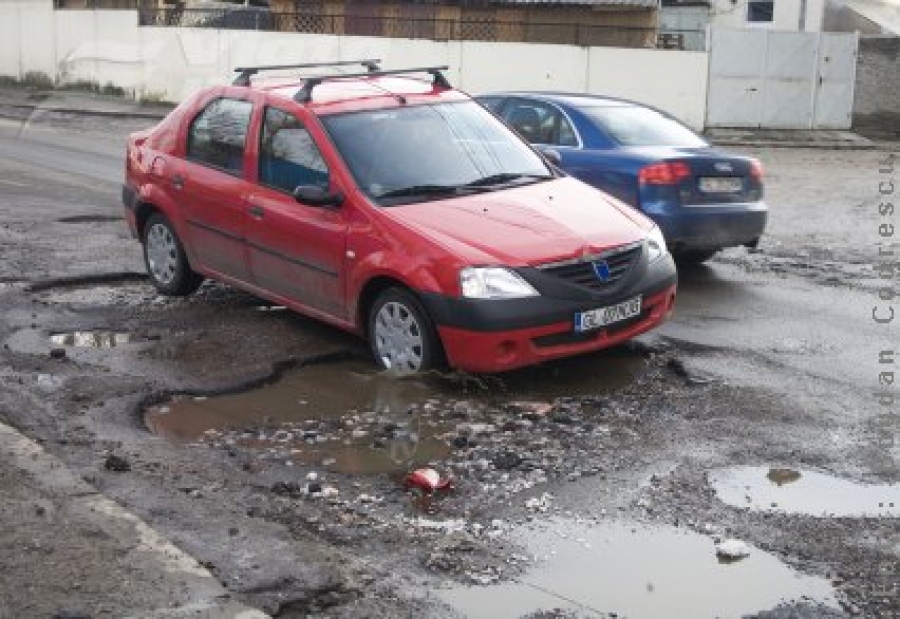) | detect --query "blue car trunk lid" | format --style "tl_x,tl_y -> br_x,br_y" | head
632,147 -> 763,206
